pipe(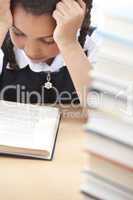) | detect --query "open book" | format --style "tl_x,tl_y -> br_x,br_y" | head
0,100 -> 61,160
